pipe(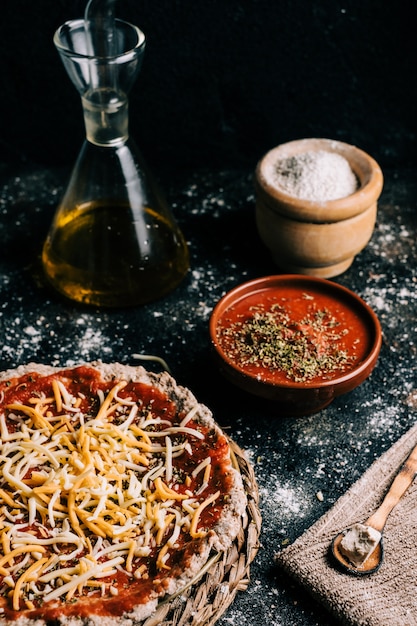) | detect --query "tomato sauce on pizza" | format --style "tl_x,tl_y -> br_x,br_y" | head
0,364 -> 246,624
